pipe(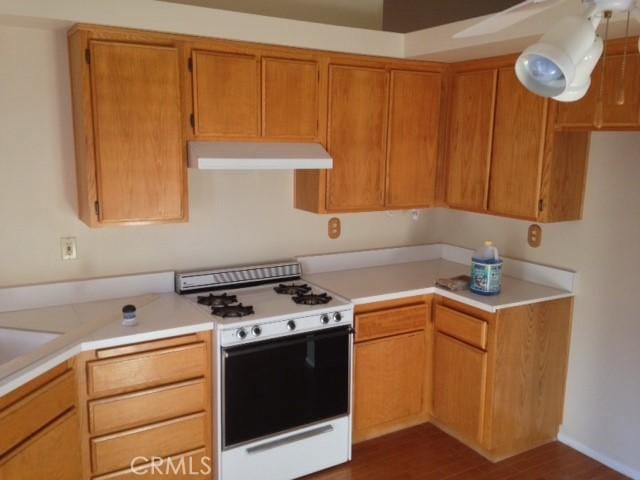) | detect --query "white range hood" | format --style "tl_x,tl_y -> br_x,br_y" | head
188,141 -> 333,170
